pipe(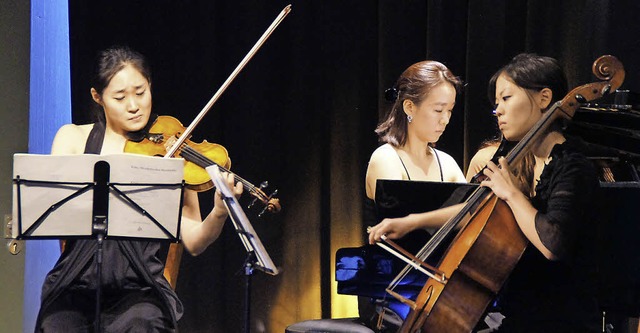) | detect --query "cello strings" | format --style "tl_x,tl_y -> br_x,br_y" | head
387,185 -> 491,290
388,99 -> 565,291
